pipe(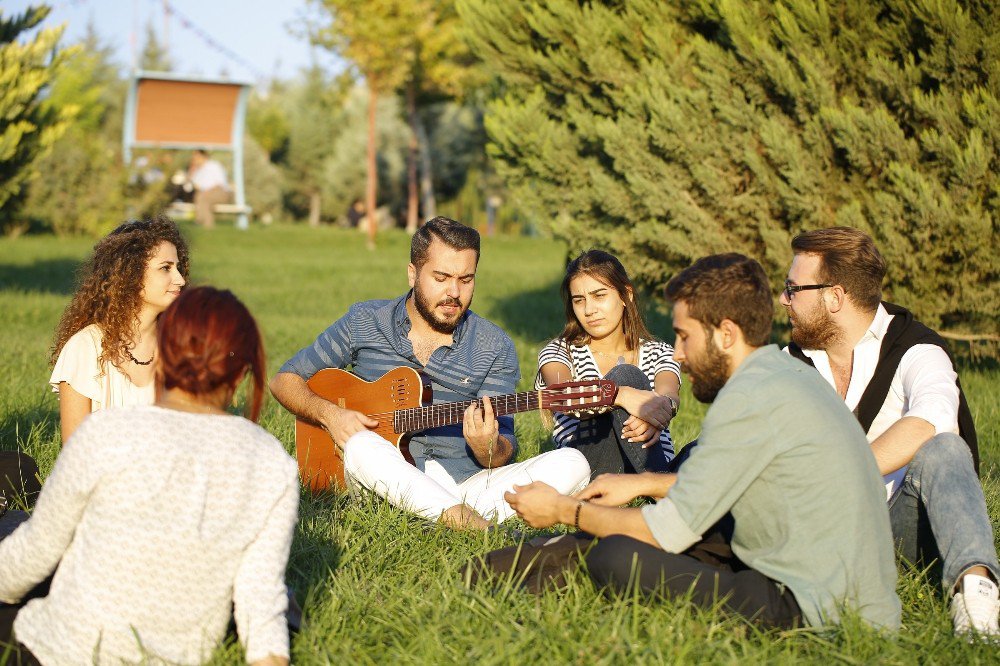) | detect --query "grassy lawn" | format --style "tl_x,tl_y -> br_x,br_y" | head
1,224 -> 998,664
